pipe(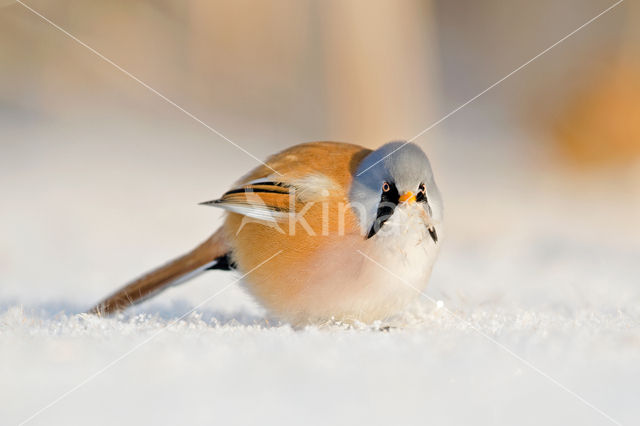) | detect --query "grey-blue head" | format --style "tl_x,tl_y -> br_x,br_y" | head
349,142 -> 443,240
